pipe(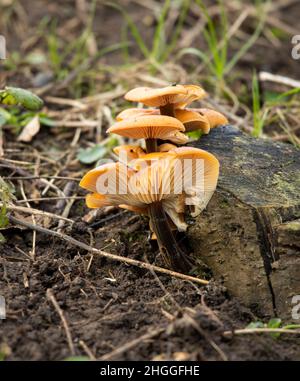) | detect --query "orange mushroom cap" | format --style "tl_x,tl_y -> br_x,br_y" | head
131,151 -> 175,171
116,108 -> 210,134
79,162 -> 118,193
176,85 -> 207,108
124,84 -> 206,108
116,108 -> 158,121
190,108 -> 228,128
158,143 -> 177,152
113,145 -> 146,162
169,146 -> 219,217
86,193 -> 111,208
119,204 -> 147,214
107,115 -> 188,145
